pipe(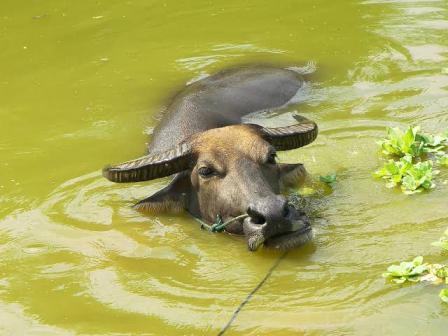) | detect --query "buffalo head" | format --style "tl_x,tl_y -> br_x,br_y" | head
103,117 -> 317,251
